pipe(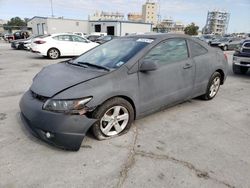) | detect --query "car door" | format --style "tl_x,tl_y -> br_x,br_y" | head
52,35 -> 74,56
138,38 -> 195,114
72,35 -> 96,56
187,39 -> 211,96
